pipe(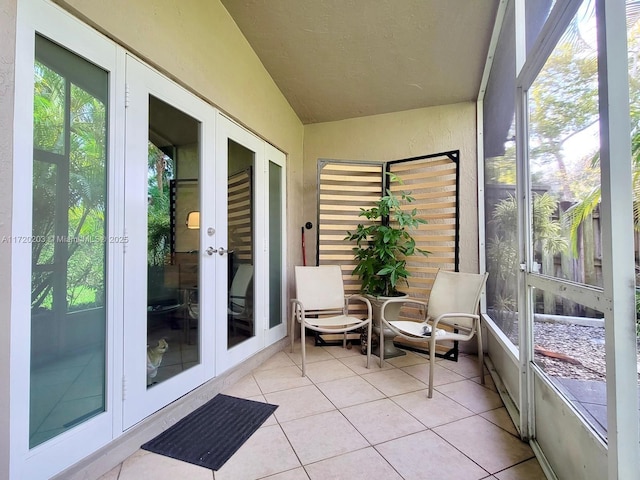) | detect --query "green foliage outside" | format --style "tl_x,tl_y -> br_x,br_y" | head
486,5 -> 640,337
32,61 -> 107,312
486,193 -> 568,337
147,143 -> 174,267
